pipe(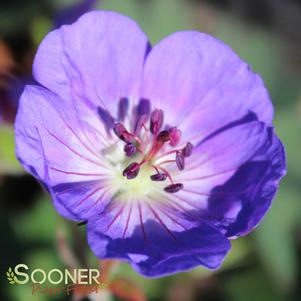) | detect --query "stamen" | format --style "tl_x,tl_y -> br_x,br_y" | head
157,160 -> 176,166
118,97 -> 129,121
182,142 -> 193,157
150,173 -> 167,181
124,143 -> 136,157
150,109 -> 164,135
175,151 -> 185,170
157,166 -> 174,184
164,183 -> 183,193
169,127 -> 181,147
141,122 -> 150,146
156,130 -> 170,143
151,165 -> 160,174
123,162 -> 140,179
134,114 -> 148,135
113,123 -> 132,143
97,107 -> 115,131
145,130 -> 170,162
136,98 -> 151,118
117,107 -> 191,191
